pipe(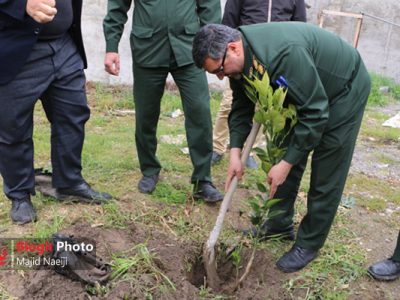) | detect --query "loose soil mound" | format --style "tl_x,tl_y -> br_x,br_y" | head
0,222 -> 298,299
